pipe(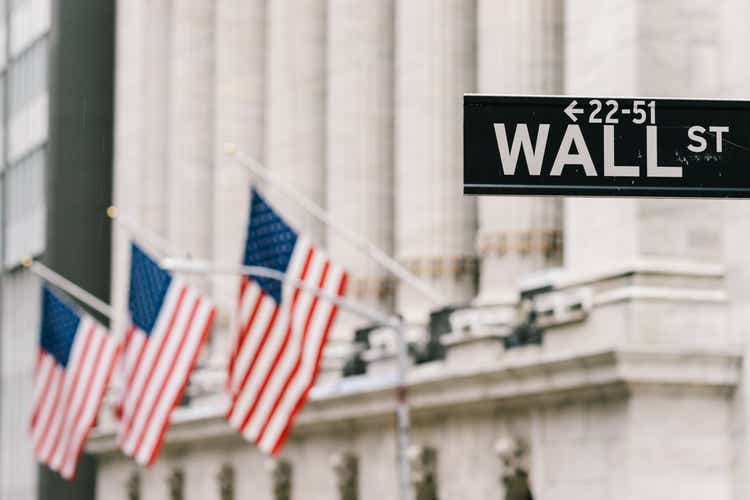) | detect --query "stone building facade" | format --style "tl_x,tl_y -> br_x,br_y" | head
90,1 -> 750,499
